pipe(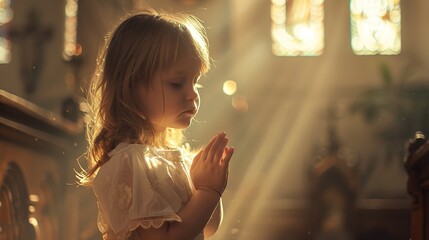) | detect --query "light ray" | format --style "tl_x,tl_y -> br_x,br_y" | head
209,1 -> 350,238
